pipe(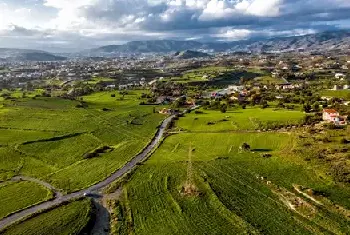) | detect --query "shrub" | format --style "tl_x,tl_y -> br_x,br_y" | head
340,138 -> 349,144
240,143 -> 251,151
